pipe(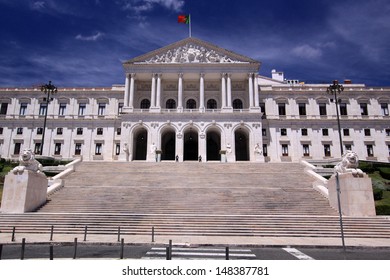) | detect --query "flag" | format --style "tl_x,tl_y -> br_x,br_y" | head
178,15 -> 190,24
